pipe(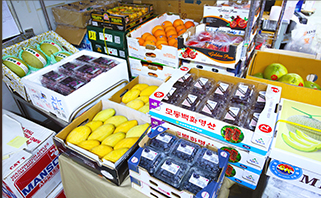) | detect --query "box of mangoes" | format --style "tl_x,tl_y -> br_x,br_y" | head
2,30 -> 79,101
54,99 -> 150,186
